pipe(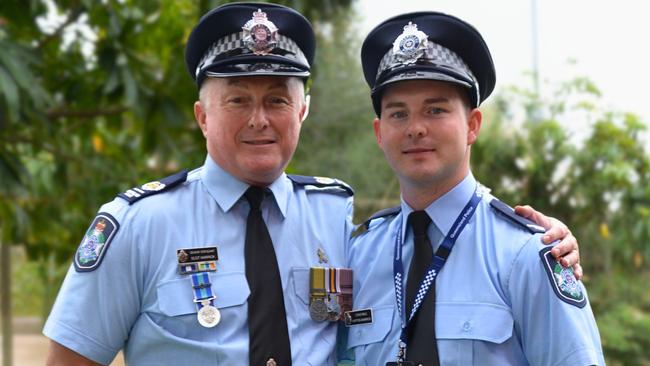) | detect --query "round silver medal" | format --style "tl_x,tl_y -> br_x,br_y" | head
309,298 -> 328,322
197,304 -> 221,328
326,297 -> 341,321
